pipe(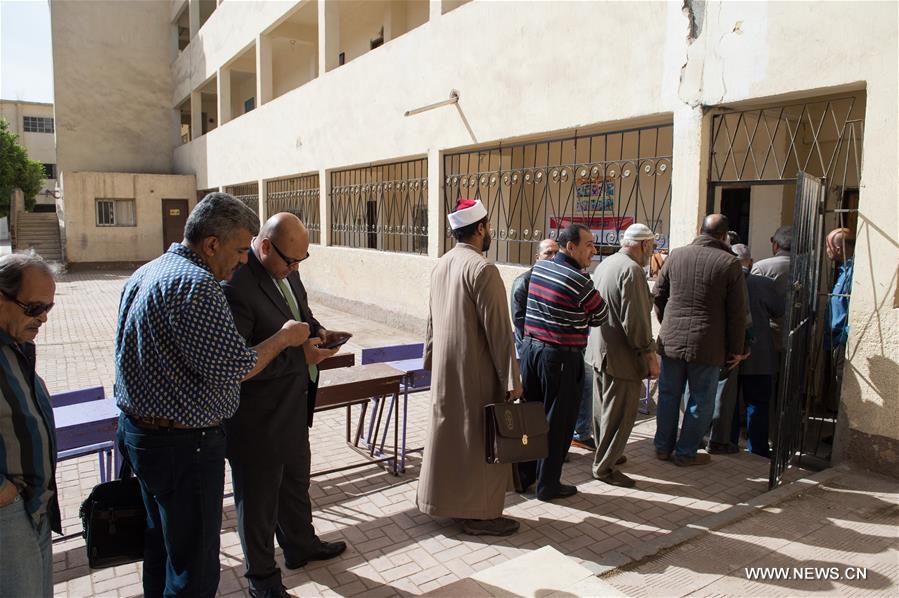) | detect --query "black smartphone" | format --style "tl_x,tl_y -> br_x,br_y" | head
320,334 -> 352,350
